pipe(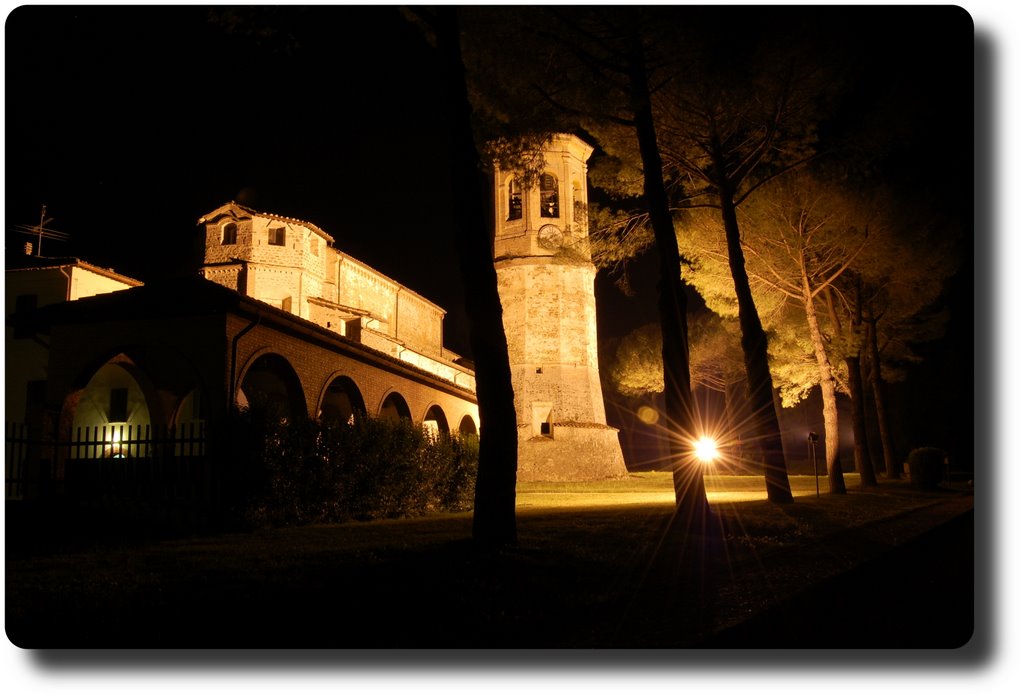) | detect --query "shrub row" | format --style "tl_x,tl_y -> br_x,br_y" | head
230,410 -> 478,528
